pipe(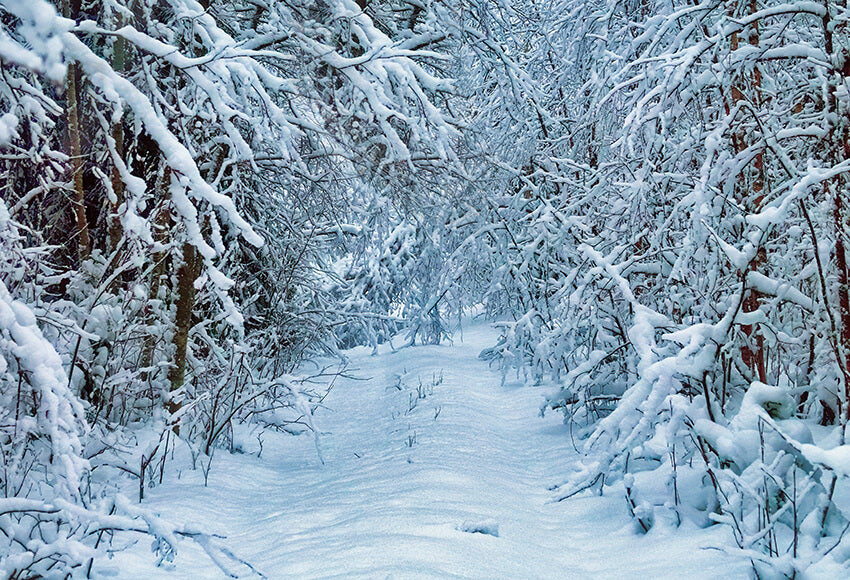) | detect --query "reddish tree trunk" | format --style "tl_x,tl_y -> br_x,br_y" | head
731,1 -> 766,383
